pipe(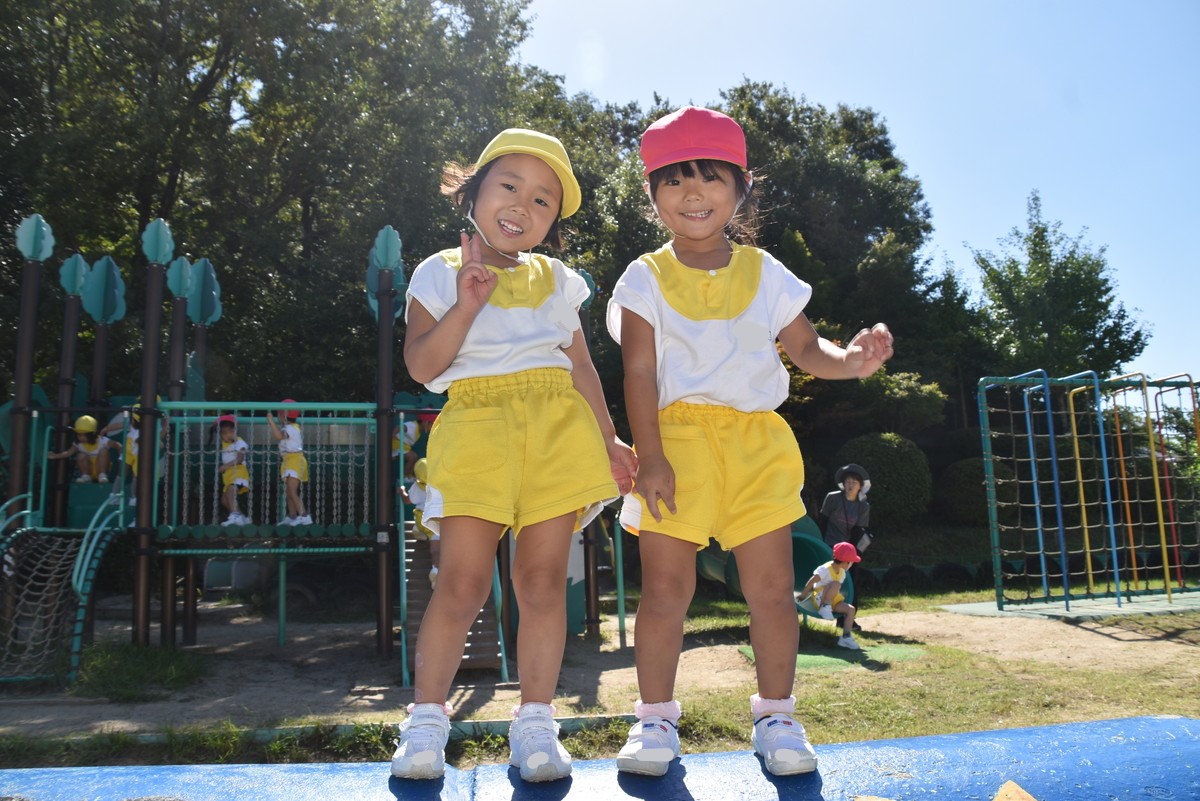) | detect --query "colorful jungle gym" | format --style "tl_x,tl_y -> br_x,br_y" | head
3,217 -> 1197,799
979,370 -> 1199,610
